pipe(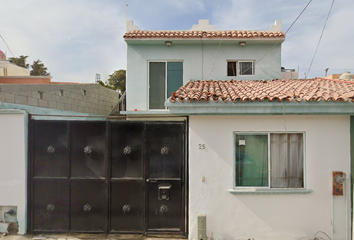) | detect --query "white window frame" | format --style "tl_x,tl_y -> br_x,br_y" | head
233,131 -> 306,190
227,60 -> 255,76
147,60 -> 183,110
